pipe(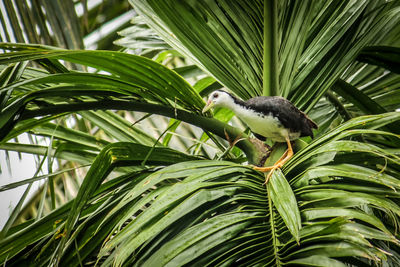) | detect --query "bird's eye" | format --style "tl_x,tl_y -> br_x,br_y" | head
213,93 -> 219,98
